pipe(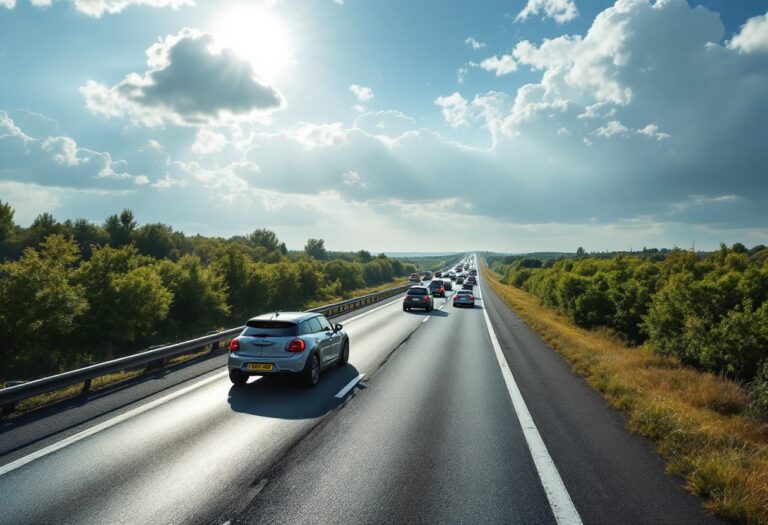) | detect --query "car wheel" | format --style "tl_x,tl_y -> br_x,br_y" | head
302,353 -> 321,388
229,369 -> 247,385
337,340 -> 349,367
403,305 -> 408,311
